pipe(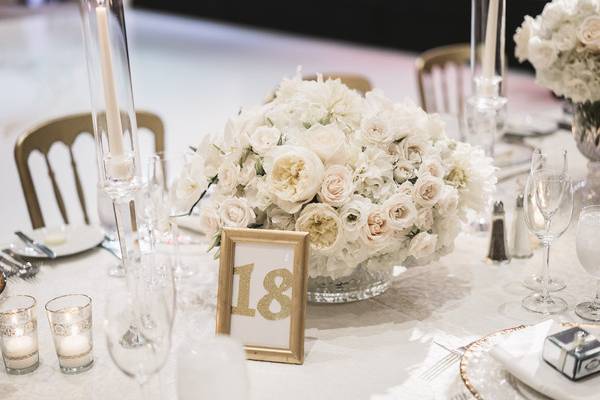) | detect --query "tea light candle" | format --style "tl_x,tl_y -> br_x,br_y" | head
3,335 -> 38,370
58,334 -> 93,369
